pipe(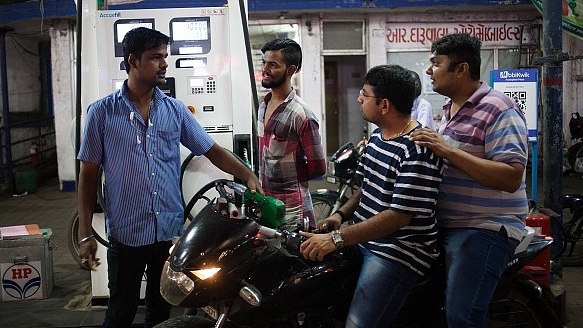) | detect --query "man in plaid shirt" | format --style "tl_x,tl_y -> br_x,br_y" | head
257,38 -> 327,230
